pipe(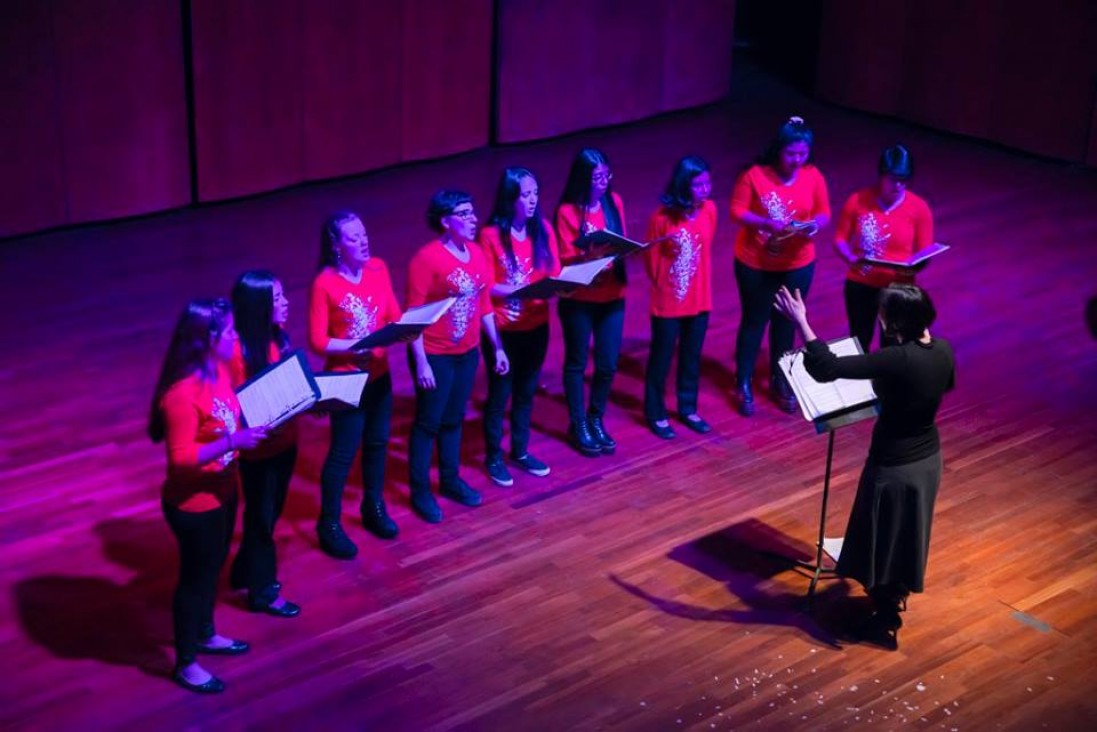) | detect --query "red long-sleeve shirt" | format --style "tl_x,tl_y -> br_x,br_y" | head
555,192 -> 628,303
308,261 -> 403,375
227,340 -> 298,459
407,240 -> 493,355
644,200 -> 717,318
480,222 -> 561,331
836,188 -> 934,288
730,164 -> 830,271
